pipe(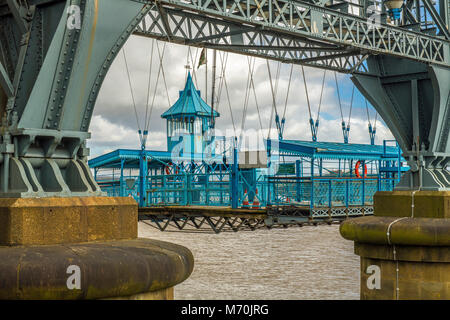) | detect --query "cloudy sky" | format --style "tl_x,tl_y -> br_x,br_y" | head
88,35 -> 394,158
